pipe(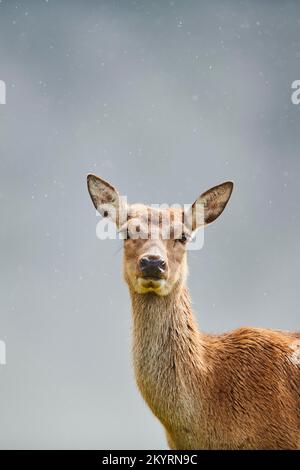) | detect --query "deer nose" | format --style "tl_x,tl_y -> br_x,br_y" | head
139,255 -> 167,279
